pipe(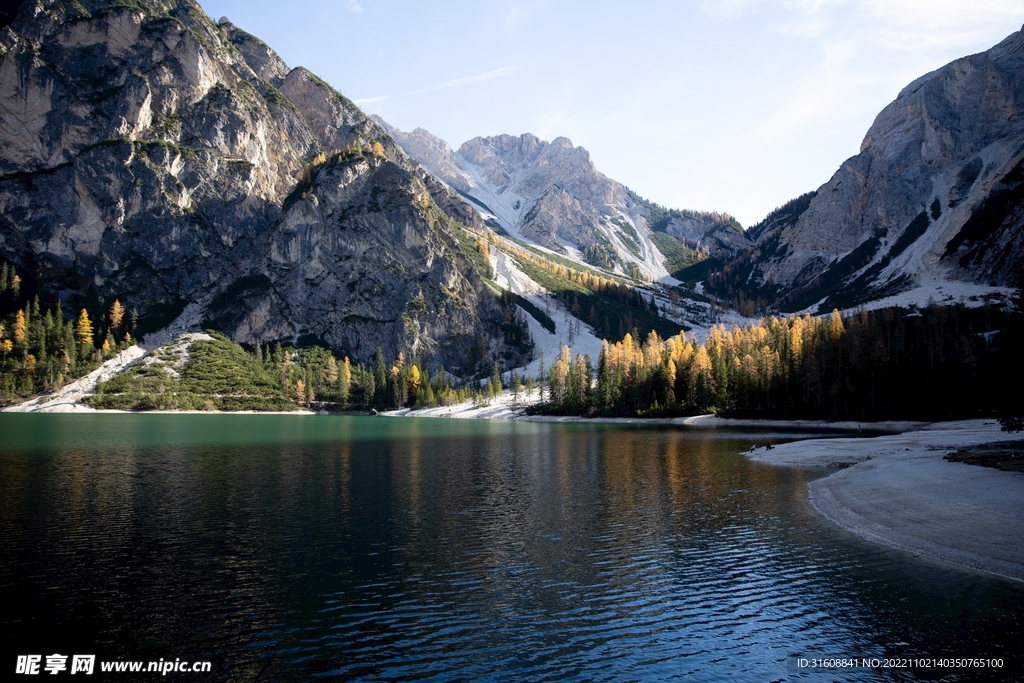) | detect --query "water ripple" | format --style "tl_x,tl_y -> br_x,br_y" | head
2,415 -> 1023,681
